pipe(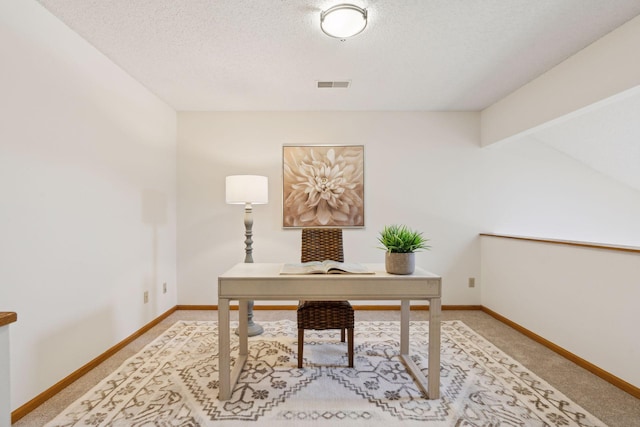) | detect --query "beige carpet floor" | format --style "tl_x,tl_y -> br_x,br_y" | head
13,310 -> 640,426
